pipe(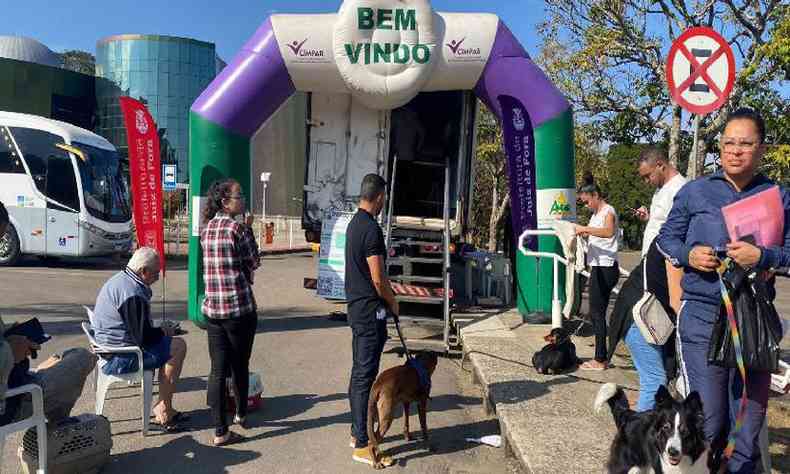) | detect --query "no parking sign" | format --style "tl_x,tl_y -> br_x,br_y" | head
666,27 -> 735,115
